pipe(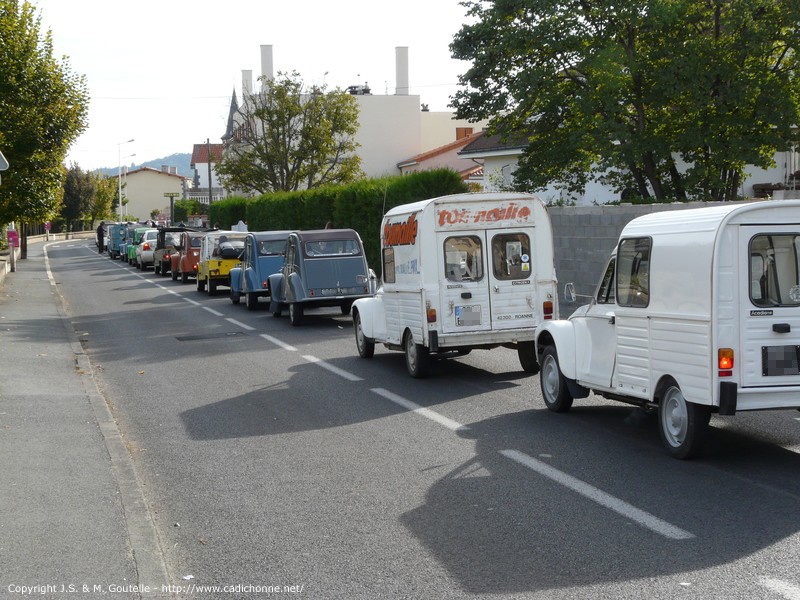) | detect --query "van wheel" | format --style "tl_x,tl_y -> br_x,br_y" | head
404,330 -> 429,378
540,346 -> 573,412
154,263 -> 161,275
658,381 -> 710,459
245,292 -> 257,311
289,303 -> 303,326
208,279 -> 217,296
517,341 -> 539,374
181,272 -> 189,284
171,269 -> 178,281
354,312 -> 375,358
196,276 -> 206,292
230,290 -> 241,304
341,301 -> 353,315
272,306 -> 283,318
